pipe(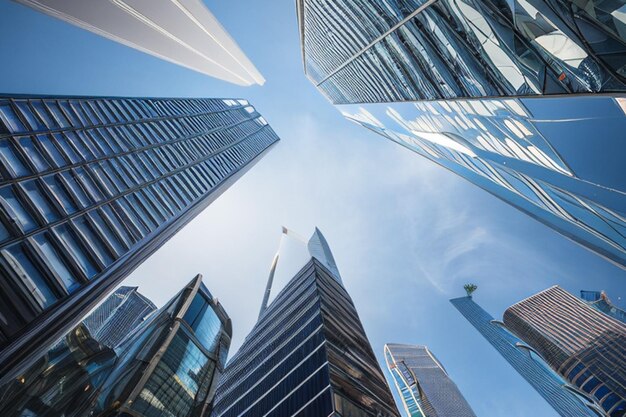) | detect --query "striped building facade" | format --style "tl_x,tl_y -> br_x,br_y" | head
450,296 -> 599,417
504,286 -> 626,417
